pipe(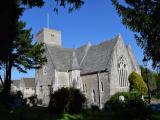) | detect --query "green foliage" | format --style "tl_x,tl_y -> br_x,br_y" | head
68,88 -> 86,114
104,91 -> 142,112
49,87 -> 86,114
49,87 -> 70,114
140,66 -> 160,99
0,103 -> 160,120
104,91 -> 153,120
140,66 -> 157,91
21,0 -> 84,12
57,114 -> 83,120
0,91 -> 26,111
90,105 -> 100,111
122,100 -> 152,120
53,0 -> 84,13
112,0 -> 160,69
1,0 -> 84,93
128,71 -> 148,94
